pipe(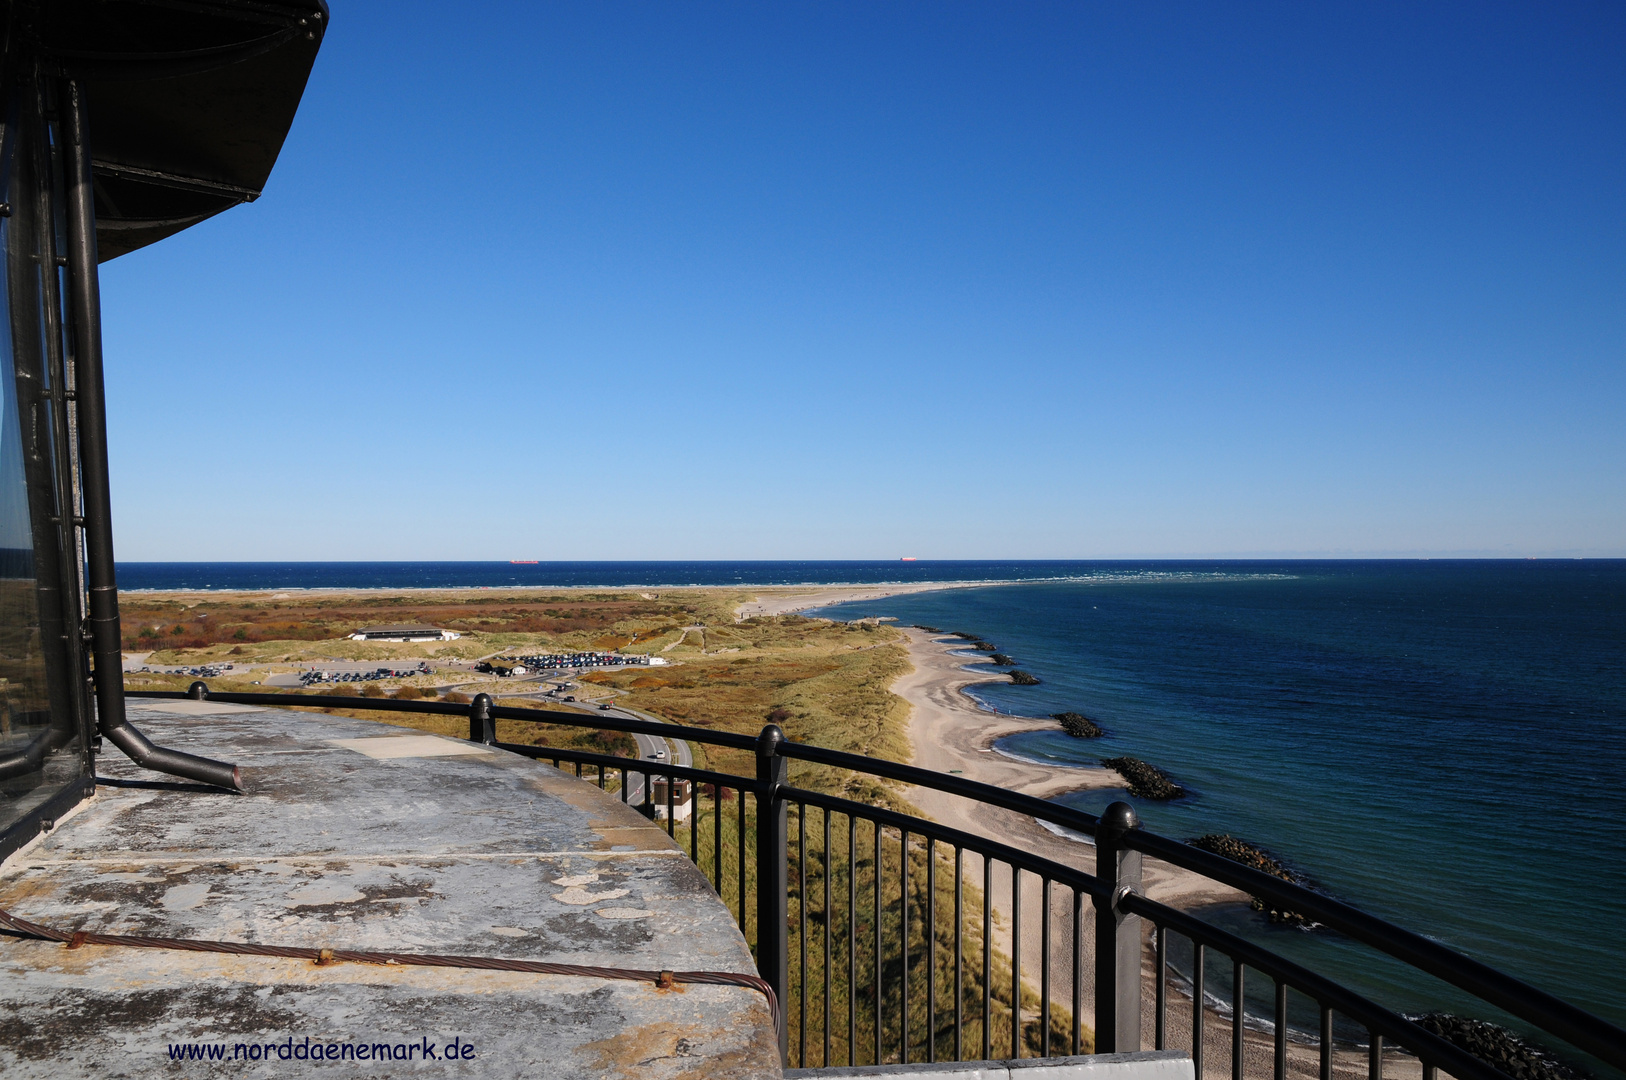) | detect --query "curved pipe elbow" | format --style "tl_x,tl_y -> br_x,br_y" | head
100,716 -> 242,792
